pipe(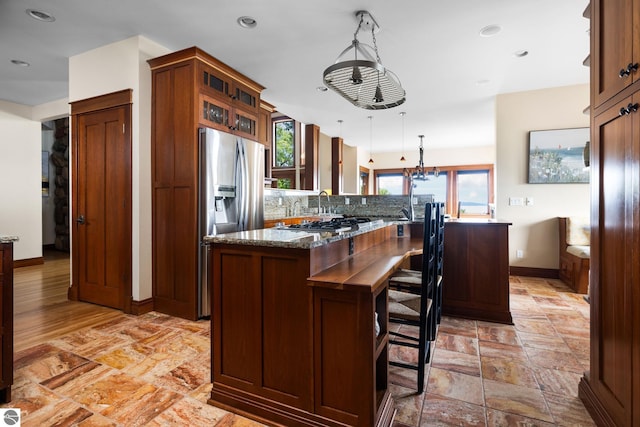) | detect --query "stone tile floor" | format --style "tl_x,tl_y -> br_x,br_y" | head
3,276 -> 594,426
